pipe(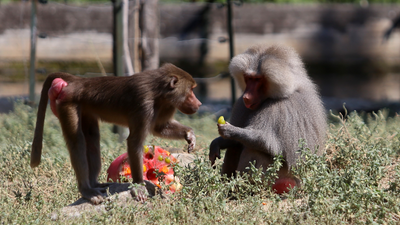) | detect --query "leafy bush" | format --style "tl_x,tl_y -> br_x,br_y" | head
0,102 -> 400,224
